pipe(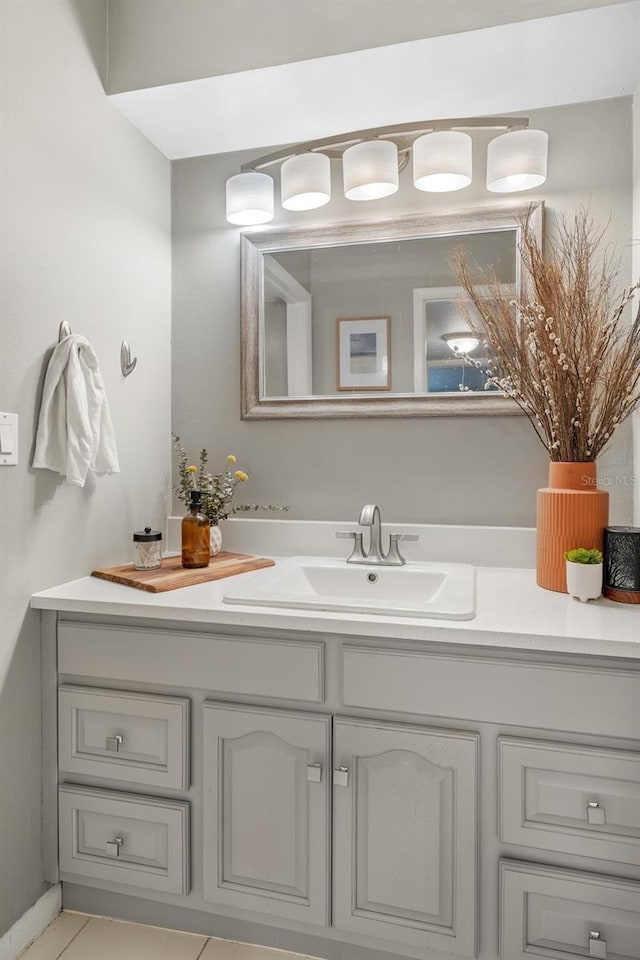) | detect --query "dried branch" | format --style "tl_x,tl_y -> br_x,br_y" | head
451,207 -> 640,461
